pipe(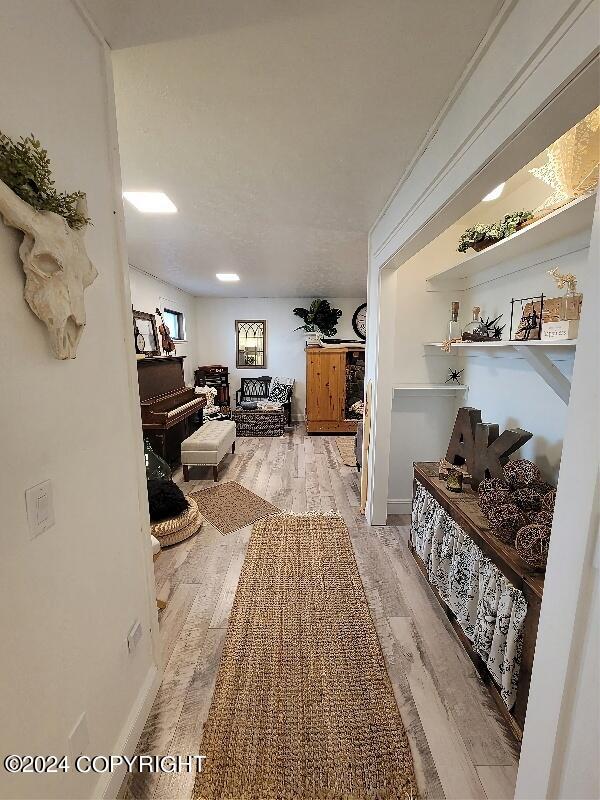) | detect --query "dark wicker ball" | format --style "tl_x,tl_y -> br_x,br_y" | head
478,478 -> 510,496
532,481 -> 554,496
492,528 -> 518,545
512,486 -> 543,512
533,510 -> 554,527
486,503 -> 528,532
542,489 -> 557,514
503,459 -> 542,489
479,489 -> 513,518
515,523 -> 551,570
